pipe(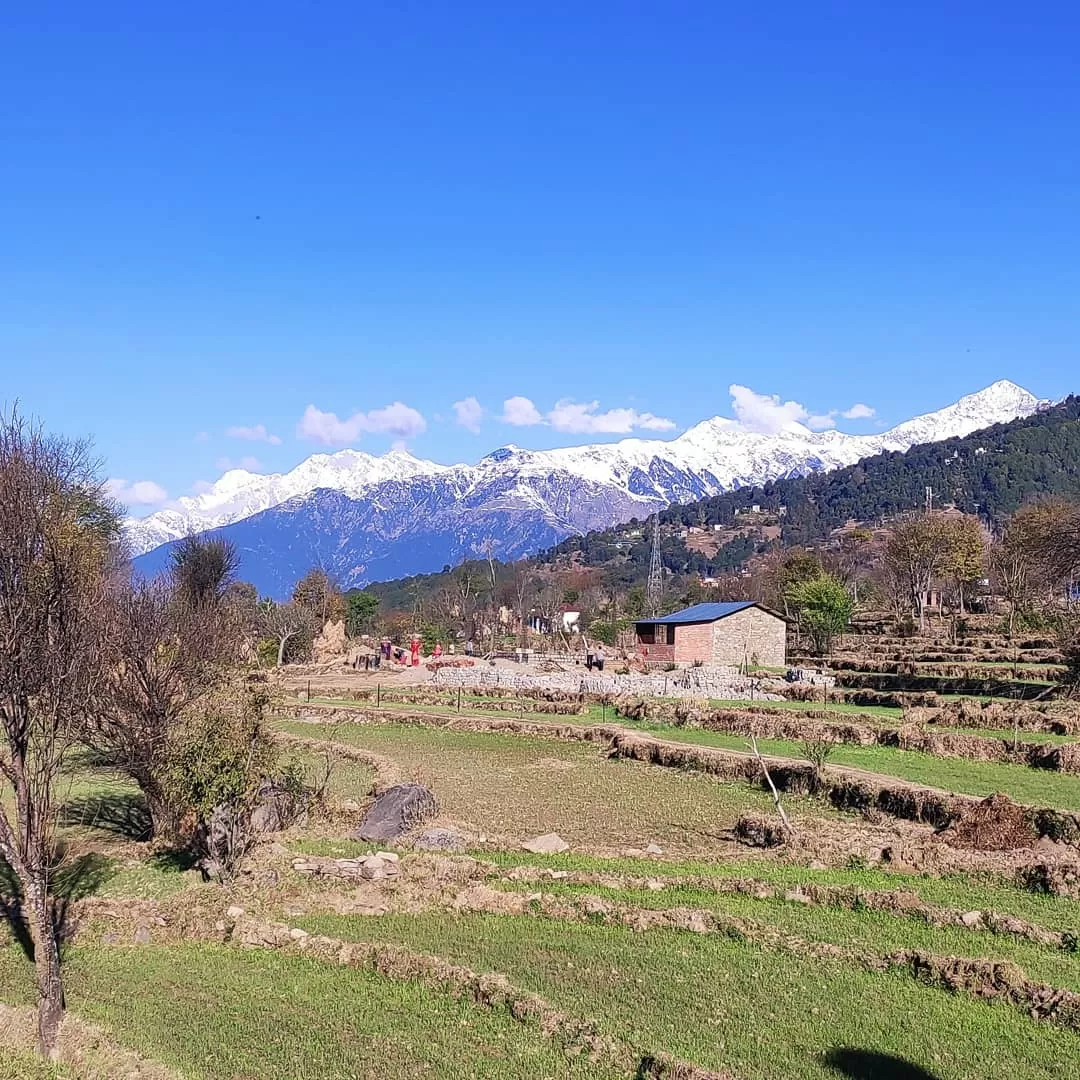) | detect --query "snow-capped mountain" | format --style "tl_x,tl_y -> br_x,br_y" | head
130,380 -> 1041,597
